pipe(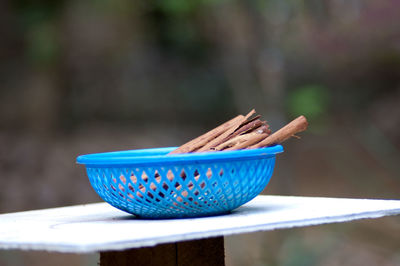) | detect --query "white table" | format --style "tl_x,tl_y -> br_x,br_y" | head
1,195 -> 400,265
